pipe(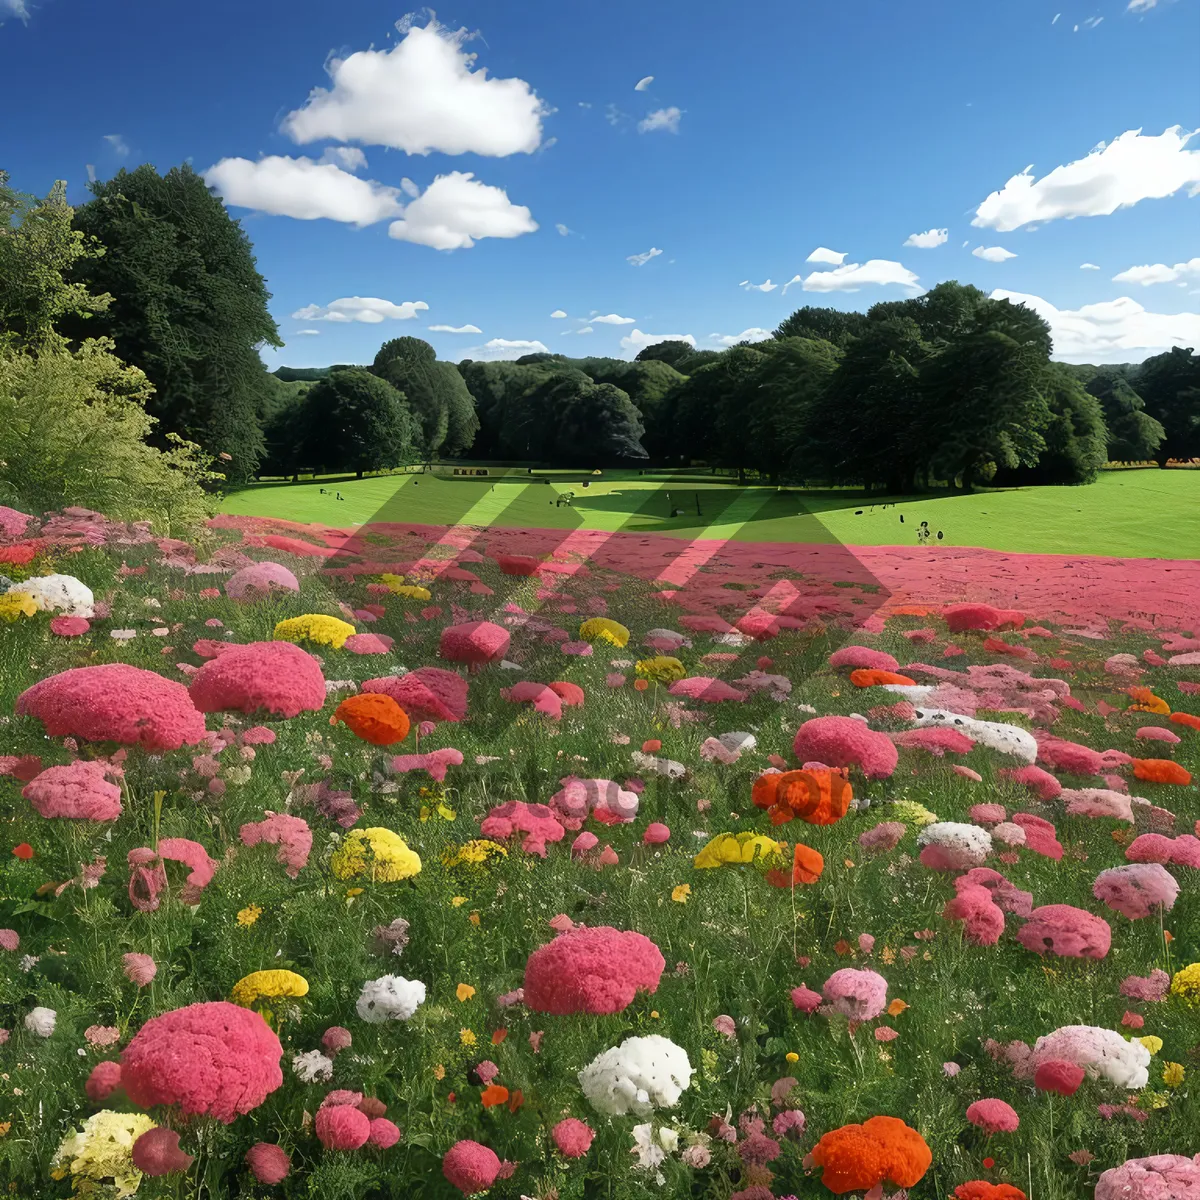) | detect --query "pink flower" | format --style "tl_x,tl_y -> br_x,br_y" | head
943,1062 -> 961,1077
391,748 -> 464,783
362,668 -> 468,723
316,1104 -> 371,1150
224,561 -> 300,602
240,812 -> 313,878
773,1109 -> 806,1138
1095,1156 -> 1200,1199
131,1128 -> 194,1176
791,984 -> 823,1014
643,822 -> 670,845
1093,863 -> 1178,920
713,1014 -> 737,1039
822,968 -> 888,1020
1034,1059 -> 1085,1096
1119,969 -> 1170,1002
829,646 -> 899,672
85,1025 -> 121,1046
443,1140 -> 503,1195
440,621 -> 510,665
246,1143 -> 291,1184
858,822 -> 906,852
1017,905 -> 1111,959
123,952 -> 157,986
552,1117 -> 594,1158
944,883 -> 1005,946
50,616 -> 90,637
874,1026 -> 899,1042
322,1026 -> 352,1055
368,1118 -> 402,1149
0,930 -> 18,952
524,926 -> 664,1015
606,673 -> 626,687
480,801 -> 565,857
794,716 -> 898,780
189,641 -> 326,719
966,1098 -> 1019,1134
85,1060 -> 122,1102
